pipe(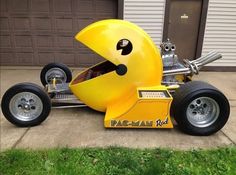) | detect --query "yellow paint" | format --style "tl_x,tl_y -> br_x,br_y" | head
69,19 -> 173,129
104,86 -> 173,128
175,74 -> 185,82
53,78 -> 56,89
